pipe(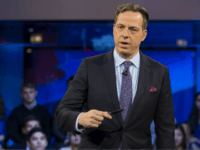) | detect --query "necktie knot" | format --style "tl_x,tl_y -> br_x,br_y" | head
124,61 -> 132,70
